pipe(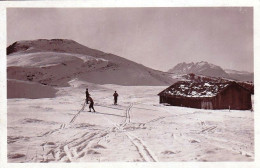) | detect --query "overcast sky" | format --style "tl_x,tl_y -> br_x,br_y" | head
7,8 -> 253,72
